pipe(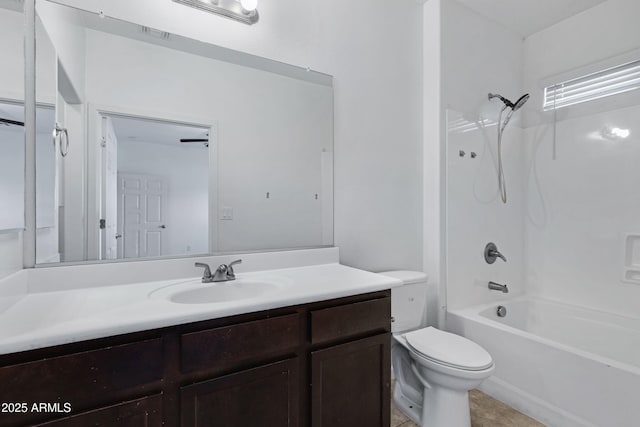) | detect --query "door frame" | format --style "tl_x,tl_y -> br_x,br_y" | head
86,103 -> 218,260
